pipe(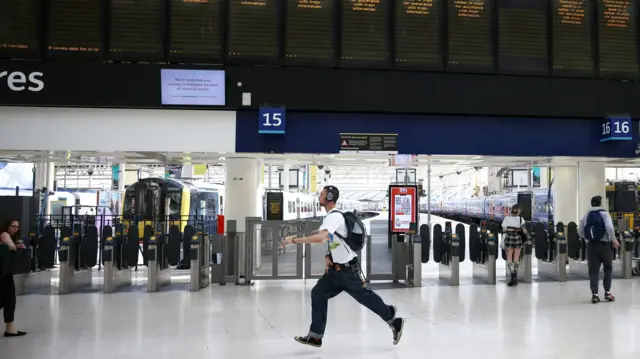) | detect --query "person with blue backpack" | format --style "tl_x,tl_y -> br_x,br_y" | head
284,185 -> 404,348
577,195 -> 619,303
